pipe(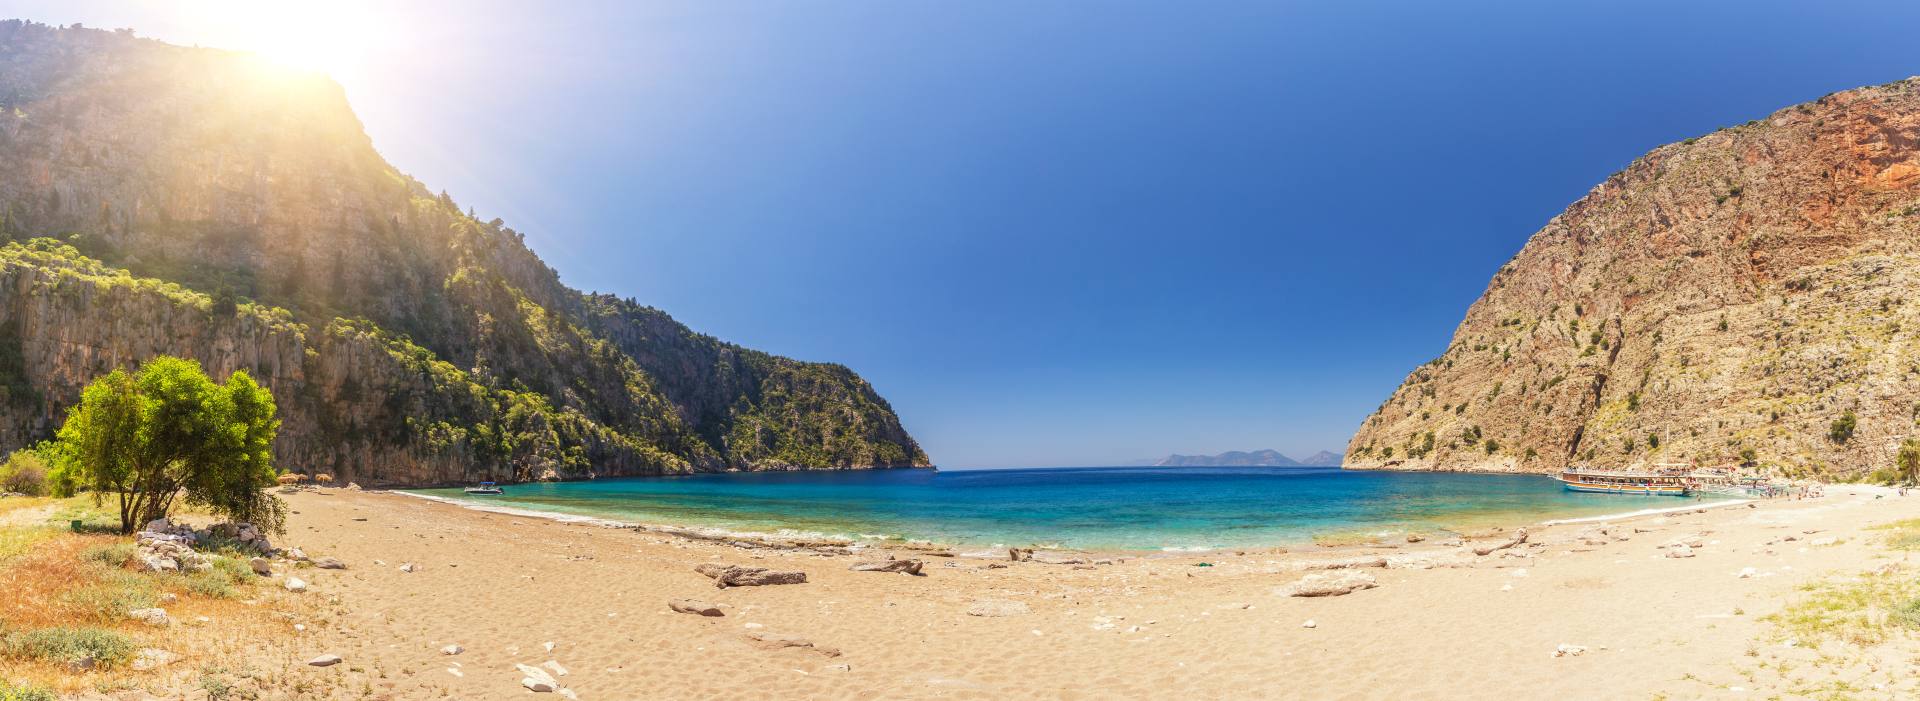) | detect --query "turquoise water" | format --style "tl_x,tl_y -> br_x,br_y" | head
409,467 -> 1717,551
